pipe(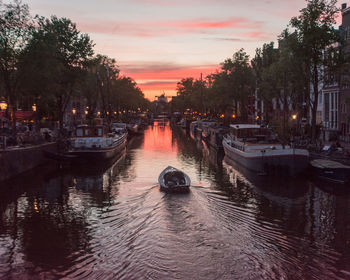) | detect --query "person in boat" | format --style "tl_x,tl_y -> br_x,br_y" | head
164,171 -> 186,186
